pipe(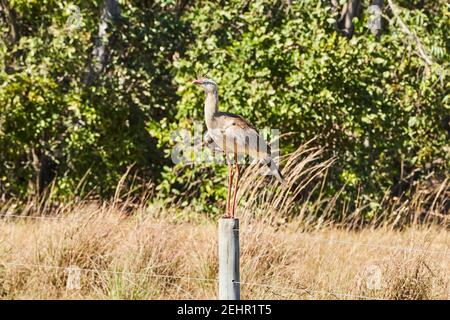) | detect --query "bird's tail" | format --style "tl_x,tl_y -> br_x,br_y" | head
266,158 -> 284,184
